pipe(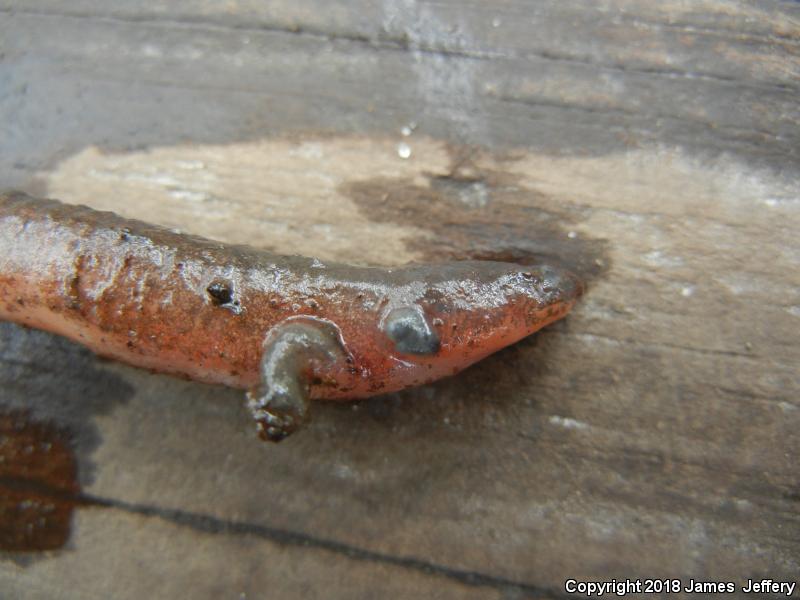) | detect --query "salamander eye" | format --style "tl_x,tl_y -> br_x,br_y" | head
382,306 -> 440,355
